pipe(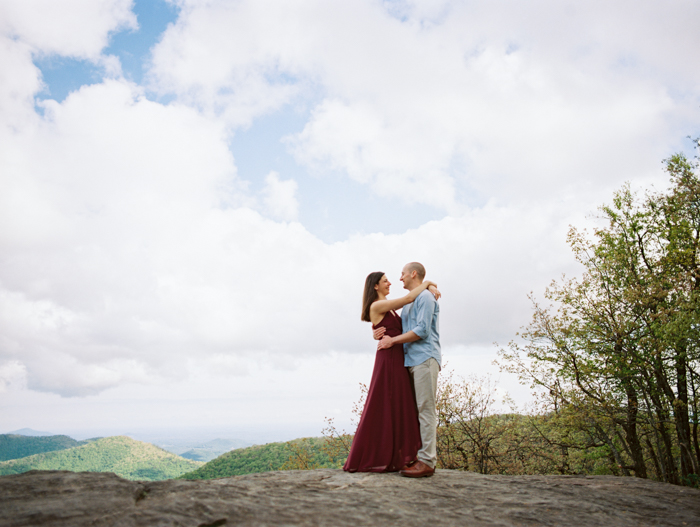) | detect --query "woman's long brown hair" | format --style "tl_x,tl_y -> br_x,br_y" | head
361,272 -> 385,322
